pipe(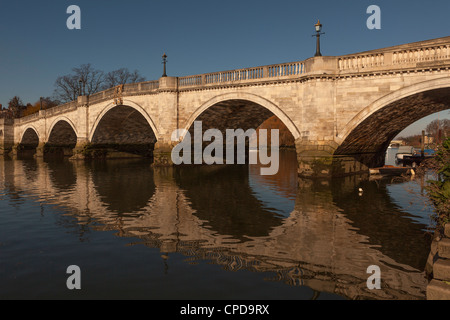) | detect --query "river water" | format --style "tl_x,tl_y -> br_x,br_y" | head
0,149 -> 436,300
